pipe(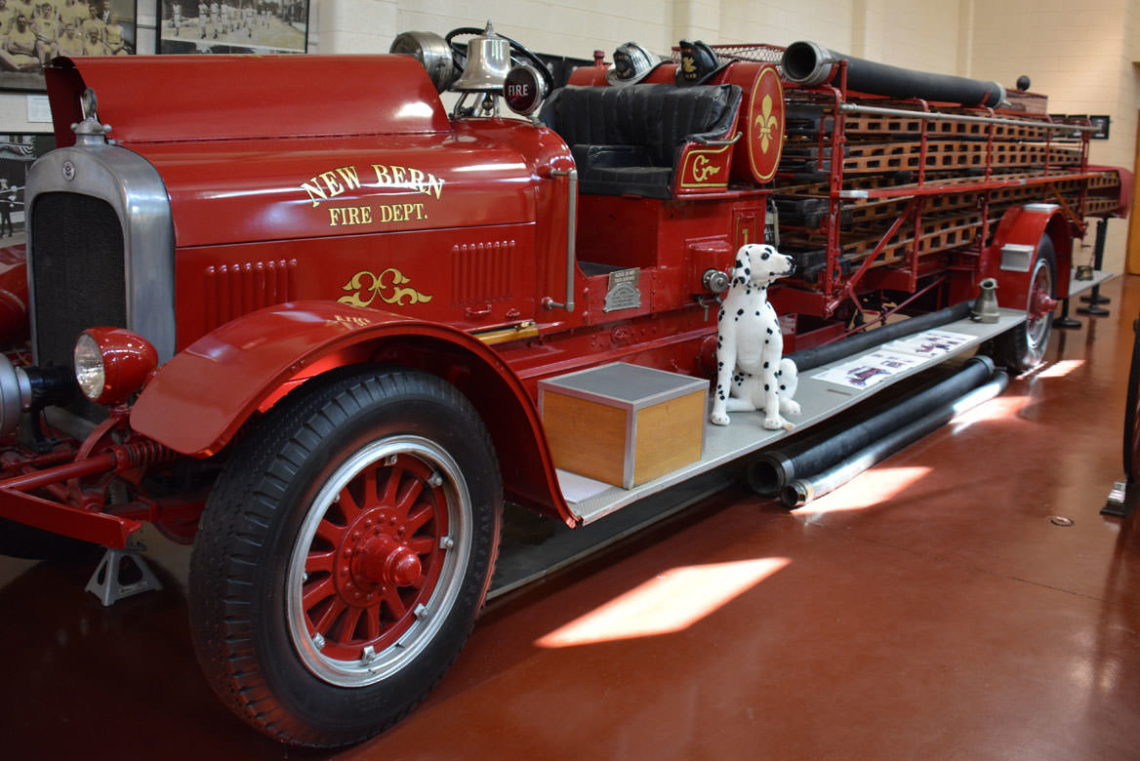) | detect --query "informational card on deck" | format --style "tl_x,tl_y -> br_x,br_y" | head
882,329 -> 973,358
812,329 -> 974,390
812,349 -> 924,389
